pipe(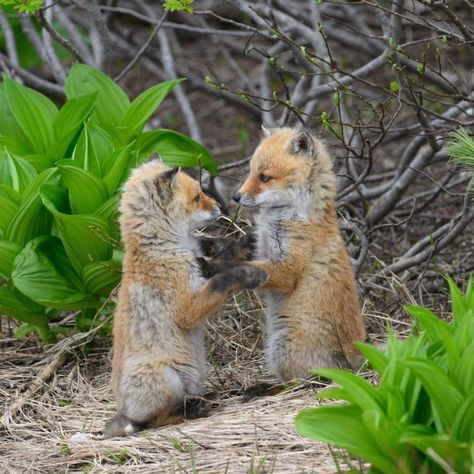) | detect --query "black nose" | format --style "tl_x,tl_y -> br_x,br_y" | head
233,192 -> 241,203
